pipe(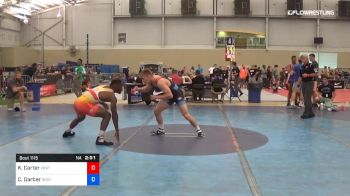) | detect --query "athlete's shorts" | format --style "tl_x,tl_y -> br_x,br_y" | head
165,97 -> 186,107
292,82 -> 301,93
74,99 -> 101,116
